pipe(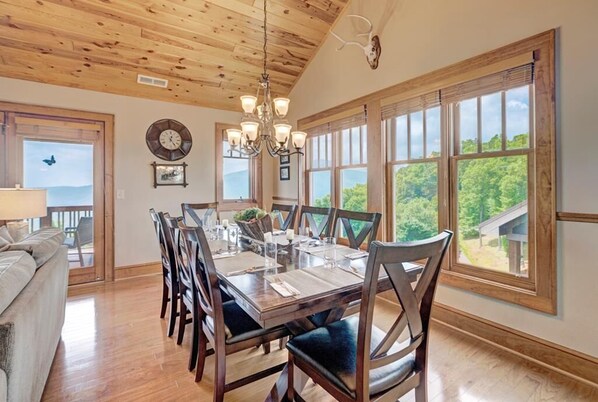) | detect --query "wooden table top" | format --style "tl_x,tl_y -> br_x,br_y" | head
209,234 -> 421,329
